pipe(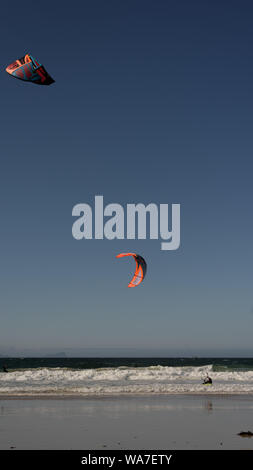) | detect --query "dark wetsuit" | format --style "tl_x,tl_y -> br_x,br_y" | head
203,377 -> 212,384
